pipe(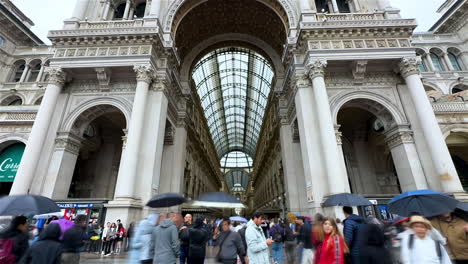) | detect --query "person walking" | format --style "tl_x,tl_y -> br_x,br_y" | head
284,219 -> 297,264
245,212 -> 273,264
317,218 -> 348,264
179,214 -> 193,264
127,214 -> 159,264
270,219 -> 285,264
0,215 -> 29,263
343,206 -> 365,264
237,223 -> 249,264
150,212 -> 181,264
312,214 -> 325,264
431,212 -> 468,264
359,222 -> 392,264
295,216 -> 305,264
19,223 -> 63,264
214,219 -> 246,264
186,217 -> 210,264
61,214 -> 87,264
299,216 -> 314,264
400,216 -> 451,264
